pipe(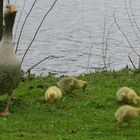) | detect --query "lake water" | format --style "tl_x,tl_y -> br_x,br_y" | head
9,0 -> 140,76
